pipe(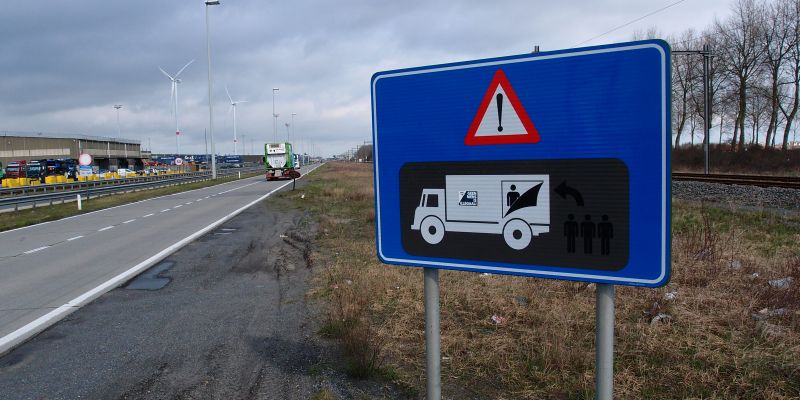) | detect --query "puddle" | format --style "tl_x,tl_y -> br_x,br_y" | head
125,261 -> 175,290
